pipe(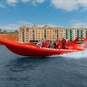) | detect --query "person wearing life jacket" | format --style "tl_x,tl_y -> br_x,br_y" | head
56,40 -> 59,49
83,38 -> 87,48
53,41 -> 57,49
42,40 -> 47,48
41,38 -> 48,47
36,40 -> 42,47
50,42 -> 54,48
58,40 -> 62,49
62,38 -> 66,49
47,40 -> 51,48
